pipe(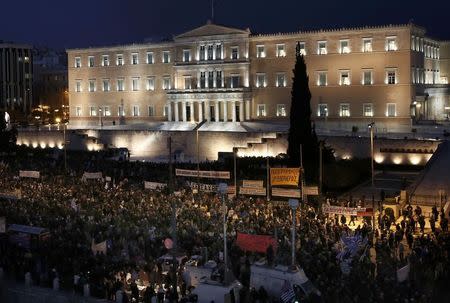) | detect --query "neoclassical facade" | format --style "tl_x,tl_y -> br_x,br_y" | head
67,22 -> 450,132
